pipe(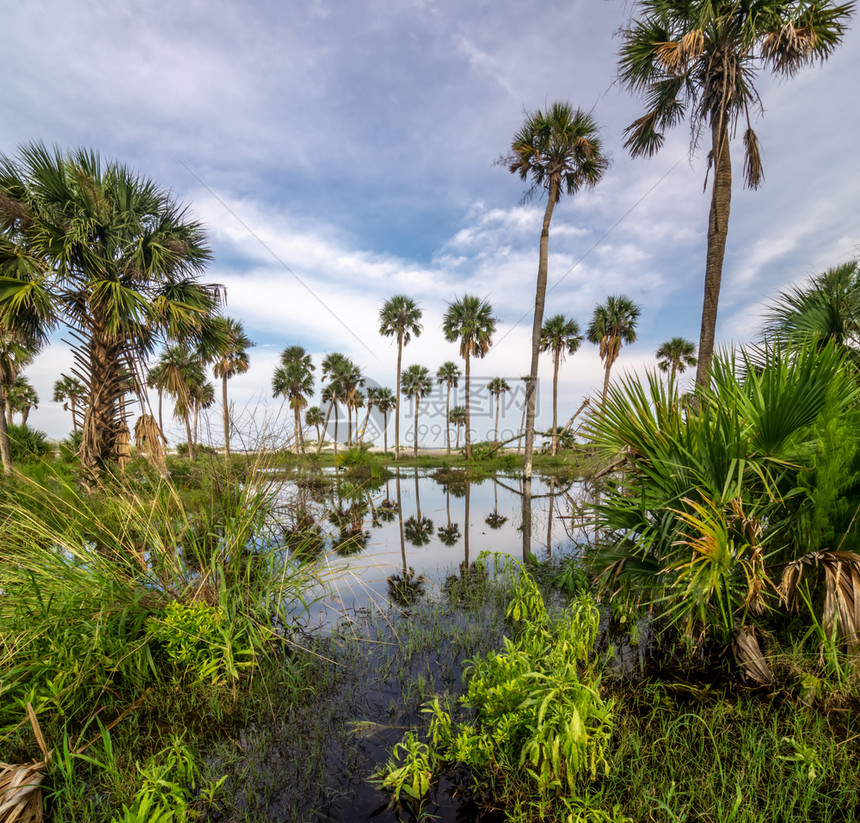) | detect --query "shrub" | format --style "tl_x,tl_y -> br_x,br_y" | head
8,423 -> 53,462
